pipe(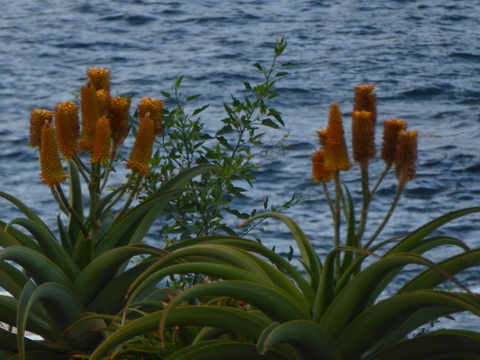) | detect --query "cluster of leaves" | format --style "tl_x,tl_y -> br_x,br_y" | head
138,38 -> 293,242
